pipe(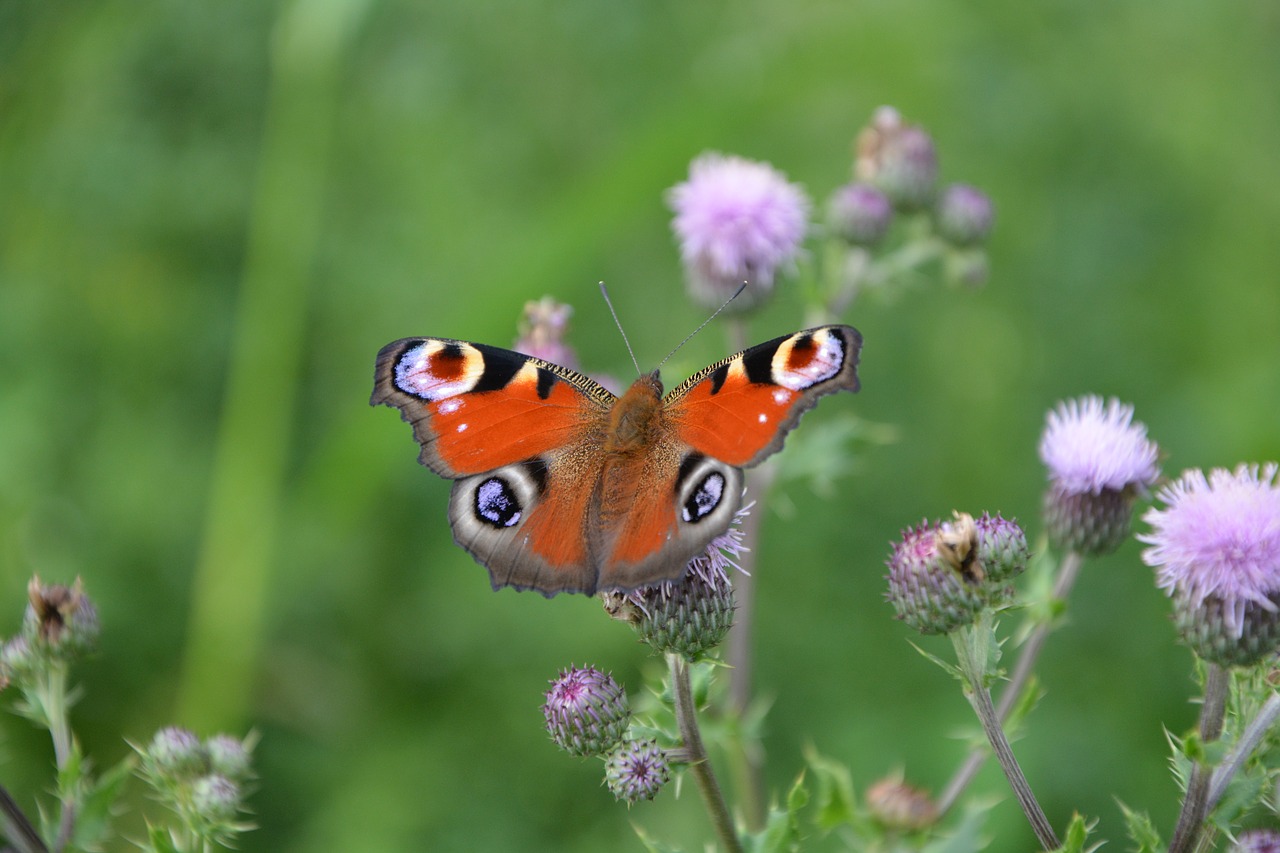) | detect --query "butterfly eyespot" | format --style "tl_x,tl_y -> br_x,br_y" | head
682,471 -> 726,522
474,477 -> 523,528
